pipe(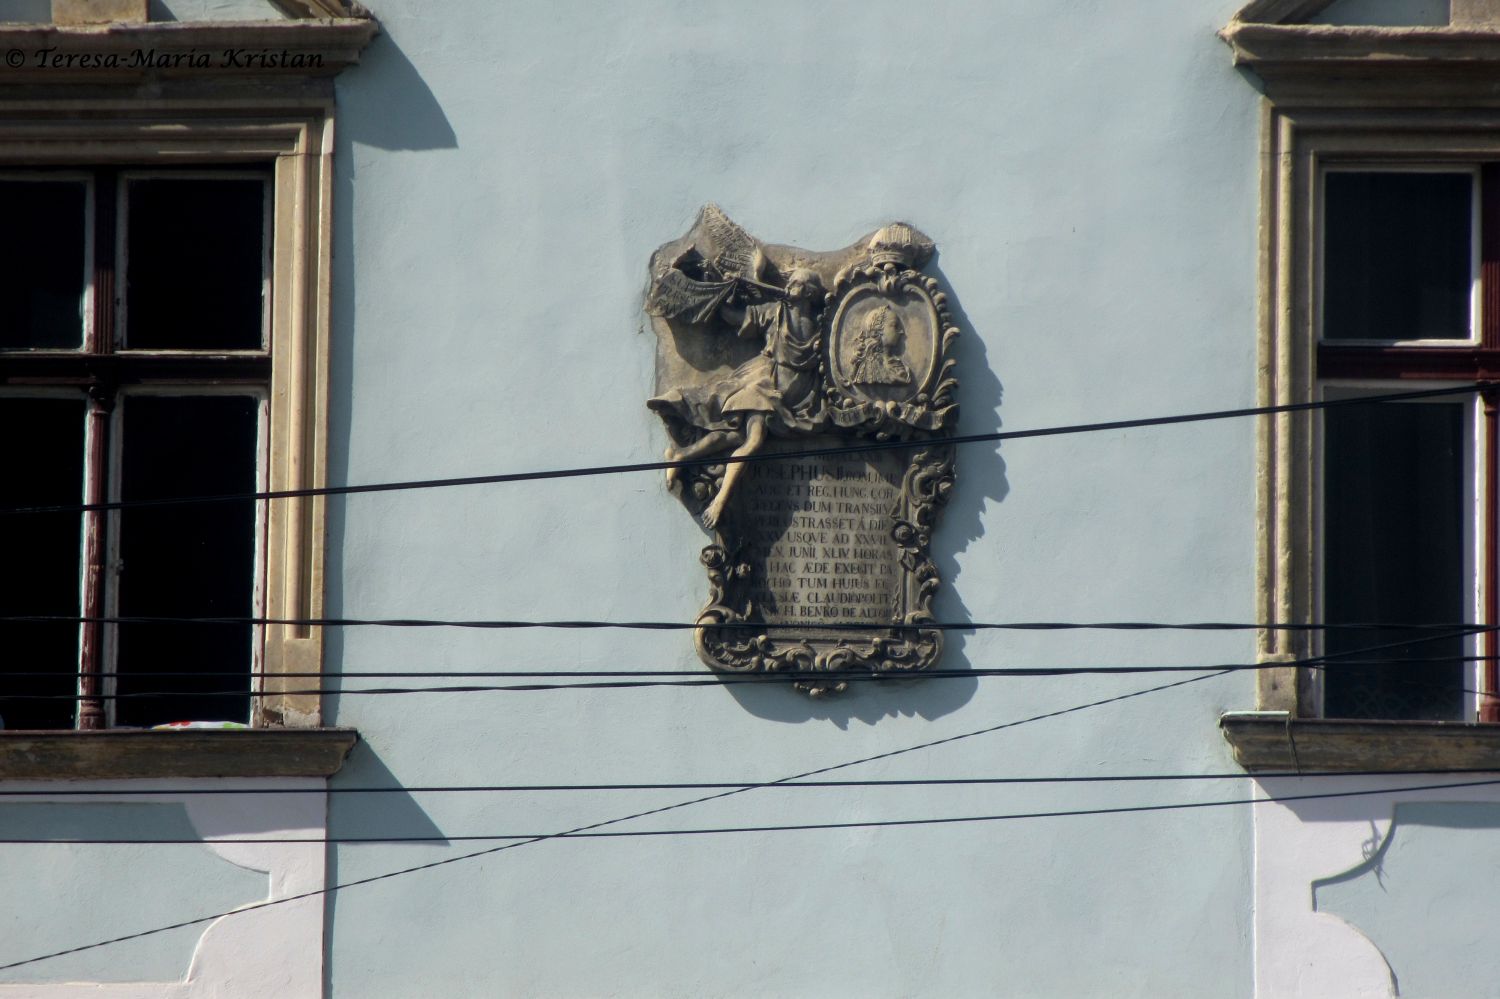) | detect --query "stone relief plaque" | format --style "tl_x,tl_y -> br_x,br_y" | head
645,206 -> 958,695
